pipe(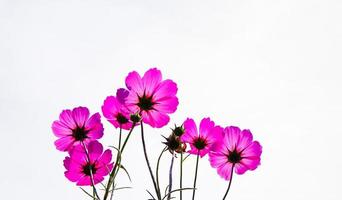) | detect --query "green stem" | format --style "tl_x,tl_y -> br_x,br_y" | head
140,122 -> 161,200
156,147 -> 167,197
191,151 -> 200,200
109,126 -> 123,200
167,152 -> 175,200
180,151 -> 183,200
222,164 -> 235,200
103,123 -> 136,200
